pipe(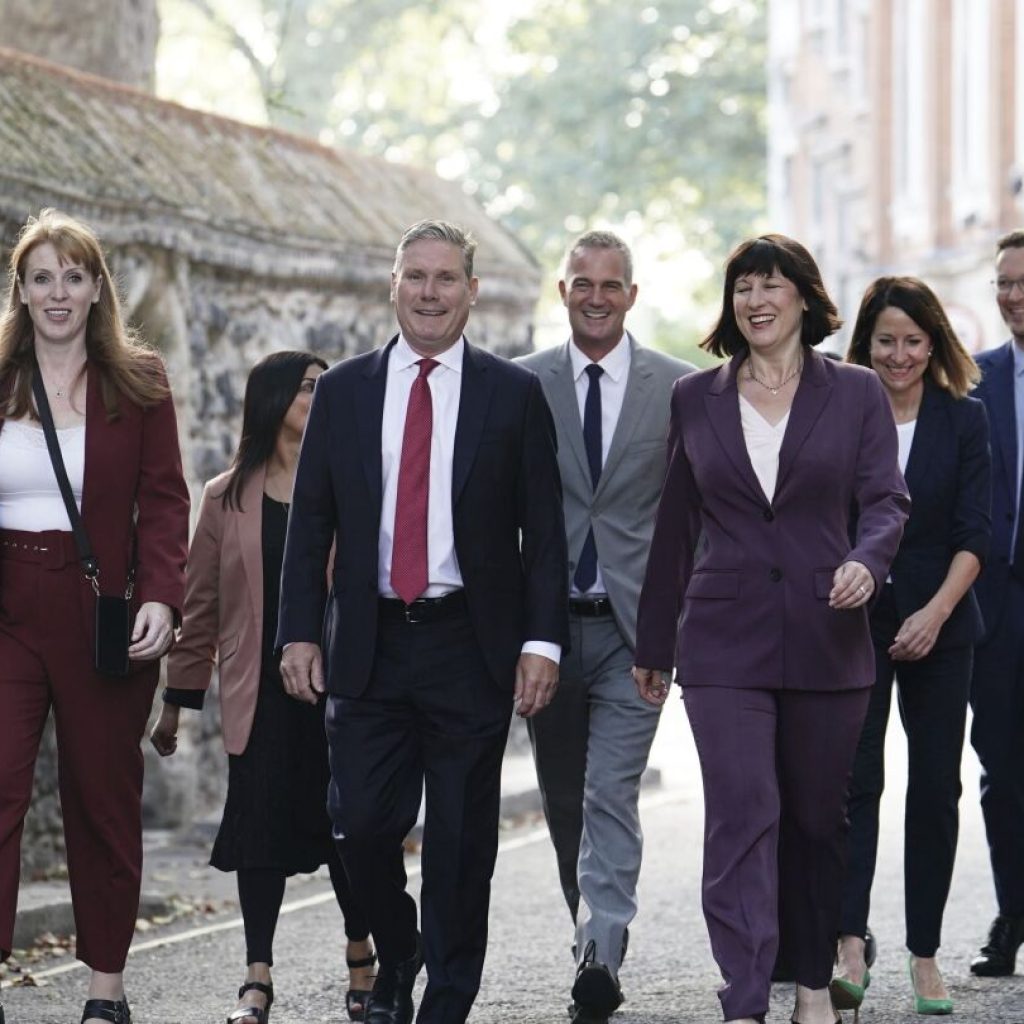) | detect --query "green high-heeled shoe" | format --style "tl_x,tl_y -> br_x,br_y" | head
908,956 -> 953,1015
